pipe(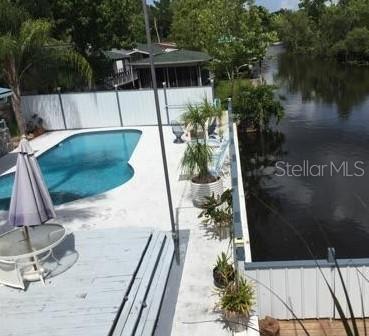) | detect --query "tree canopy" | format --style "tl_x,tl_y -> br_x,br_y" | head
0,0 -> 92,133
150,0 -> 173,42
171,0 -> 275,79
277,0 -> 369,63
11,0 -> 145,55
